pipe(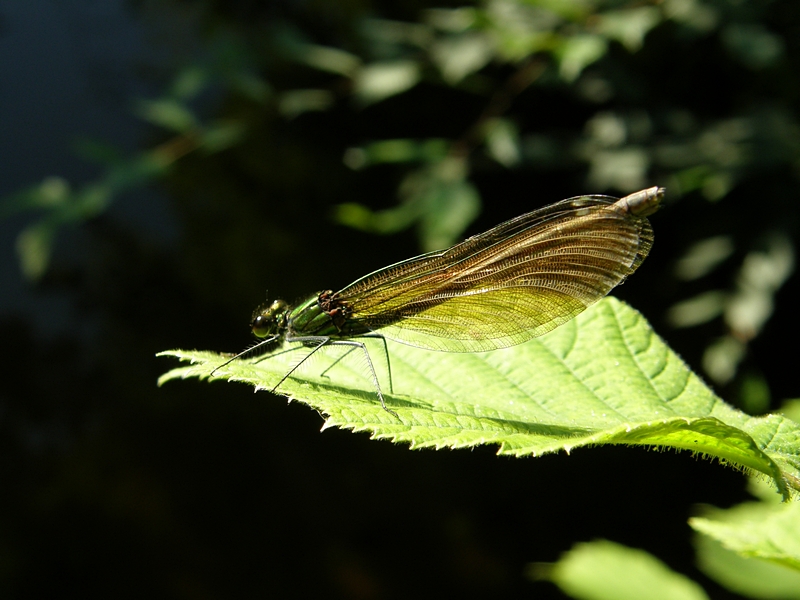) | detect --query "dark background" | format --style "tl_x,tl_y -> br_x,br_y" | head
2,1 -> 798,598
